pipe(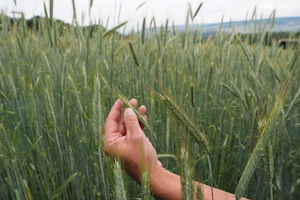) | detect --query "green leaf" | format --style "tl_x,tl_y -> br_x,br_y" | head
71,0 -> 77,20
21,136 -> 43,167
102,21 -> 127,38
128,42 -> 140,66
89,0 -> 94,8
43,3 -> 49,18
50,0 -> 54,21
136,2 -> 146,11
188,3 -> 193,21
193,3 -> 203,20
0,90 -> 10,102
51,173 -> 78,199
